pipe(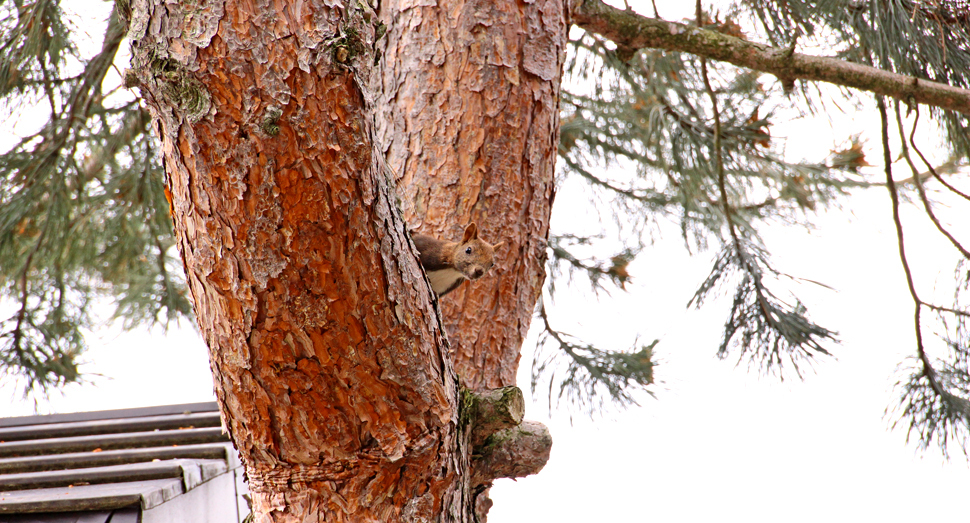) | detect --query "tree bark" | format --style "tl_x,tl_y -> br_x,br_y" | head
375,0 -> 564,391
128,0 -> 560,521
